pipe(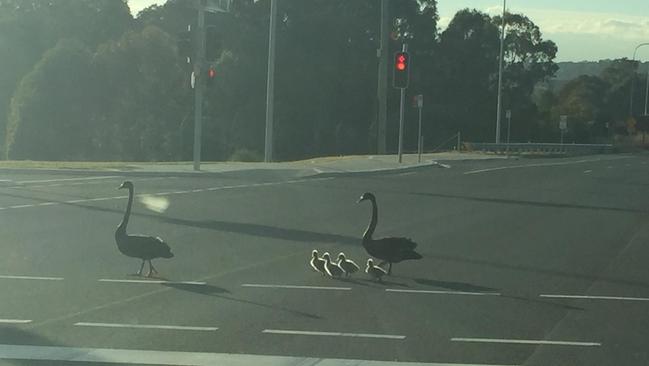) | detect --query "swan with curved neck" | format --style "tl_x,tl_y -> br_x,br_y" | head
115,181 -> 173,277
357,192 -> 422,275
